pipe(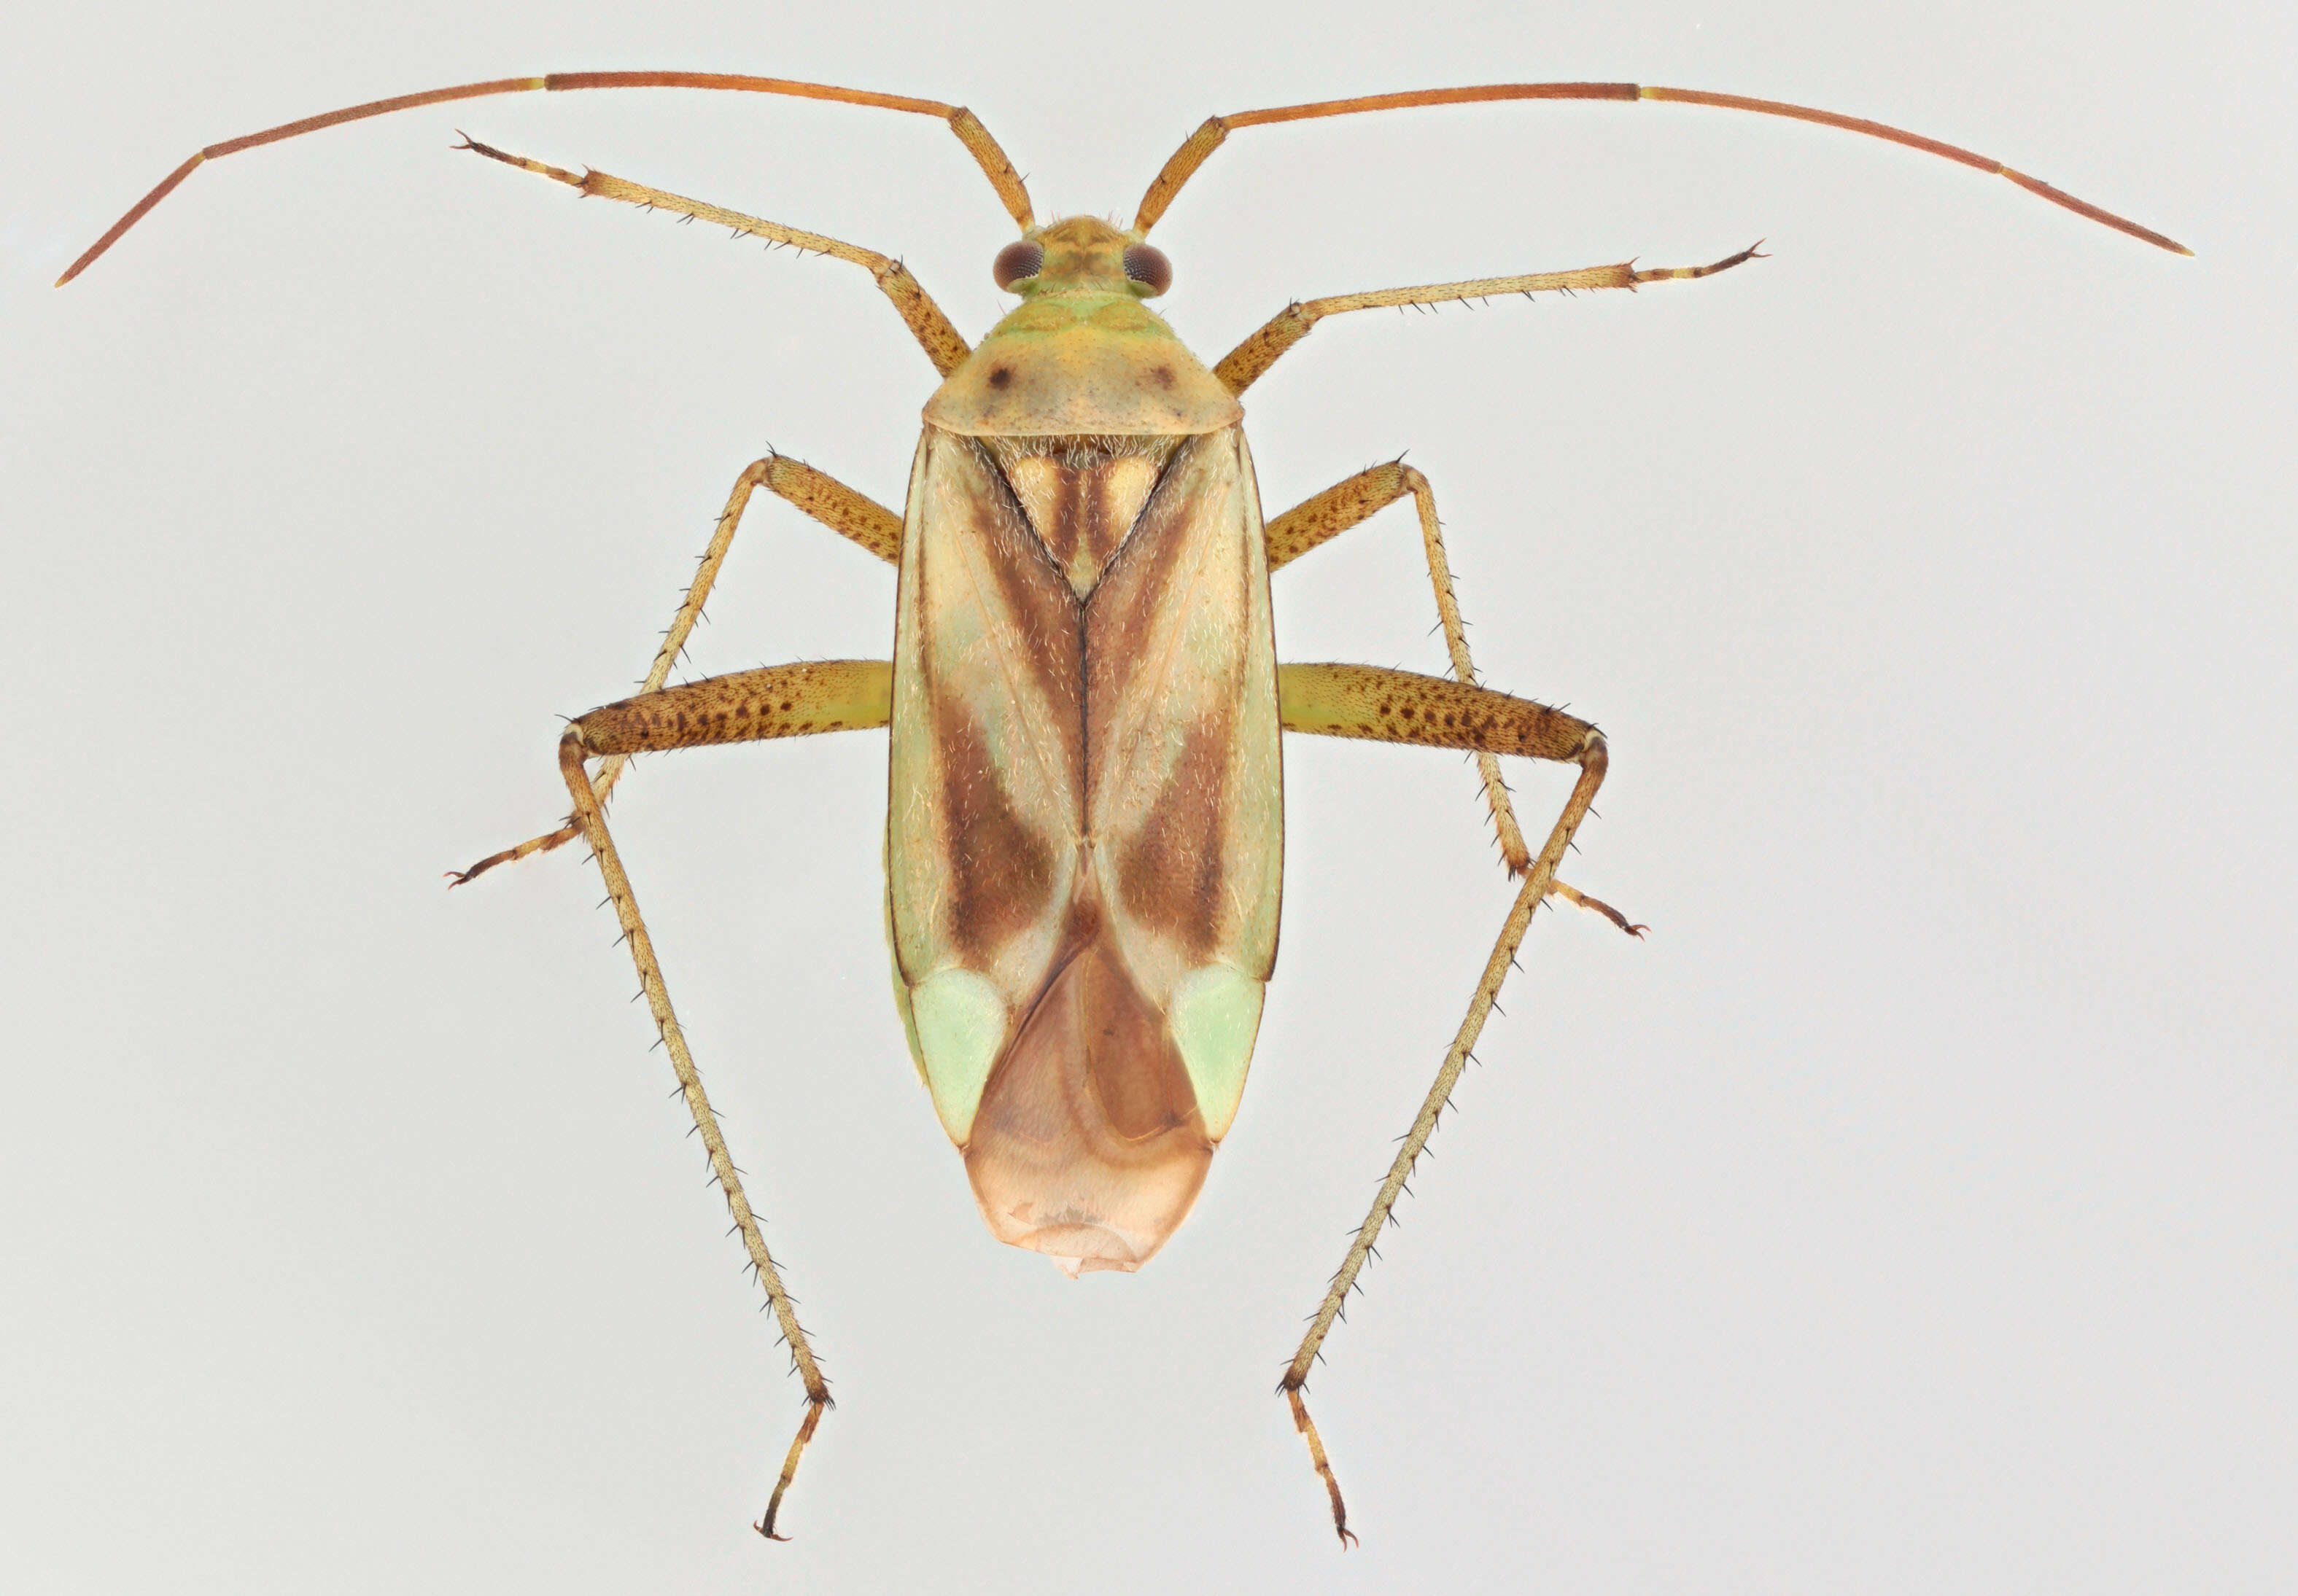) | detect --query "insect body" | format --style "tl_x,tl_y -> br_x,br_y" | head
63,71 -> 2187,1546
890,221 -> 1279,1276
